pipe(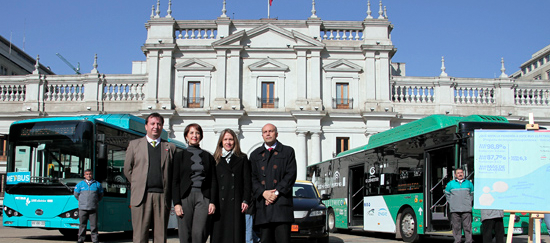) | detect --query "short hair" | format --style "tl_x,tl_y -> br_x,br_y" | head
262,123 -> 278,133
146,112 -> 164,125
84,169 -> 93,174
184,123 -> 203,142
455,168 -> 464,173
